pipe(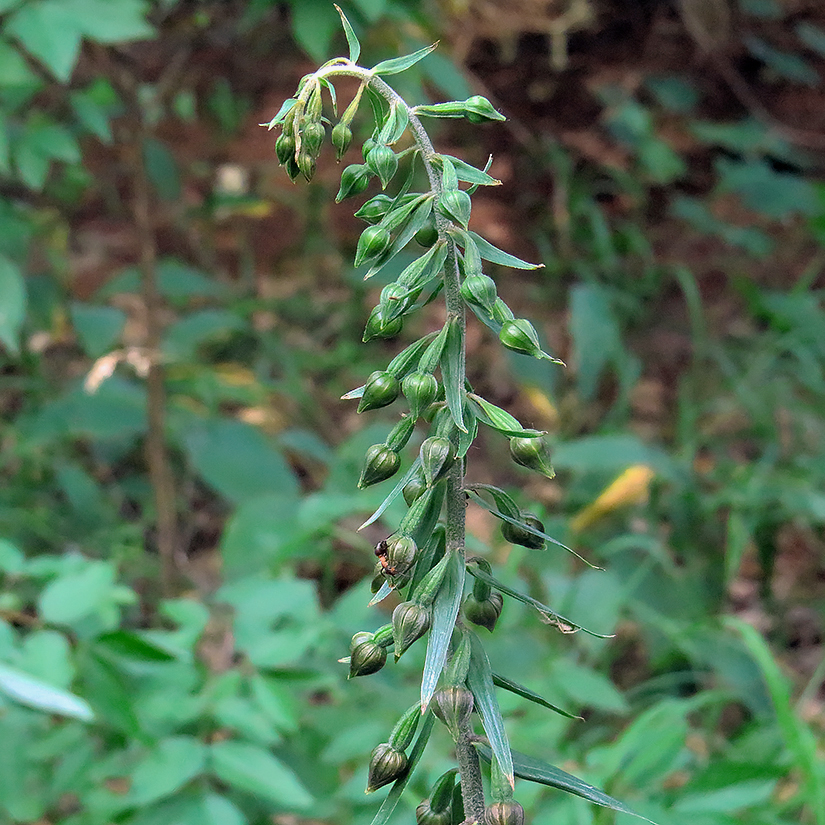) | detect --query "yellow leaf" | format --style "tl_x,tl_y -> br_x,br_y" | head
570,465 -> 654,533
